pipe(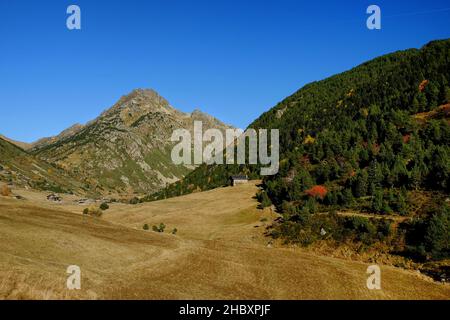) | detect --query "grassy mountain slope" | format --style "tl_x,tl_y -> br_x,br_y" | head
1,183 -> 449,299
31,89 -> 231,196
